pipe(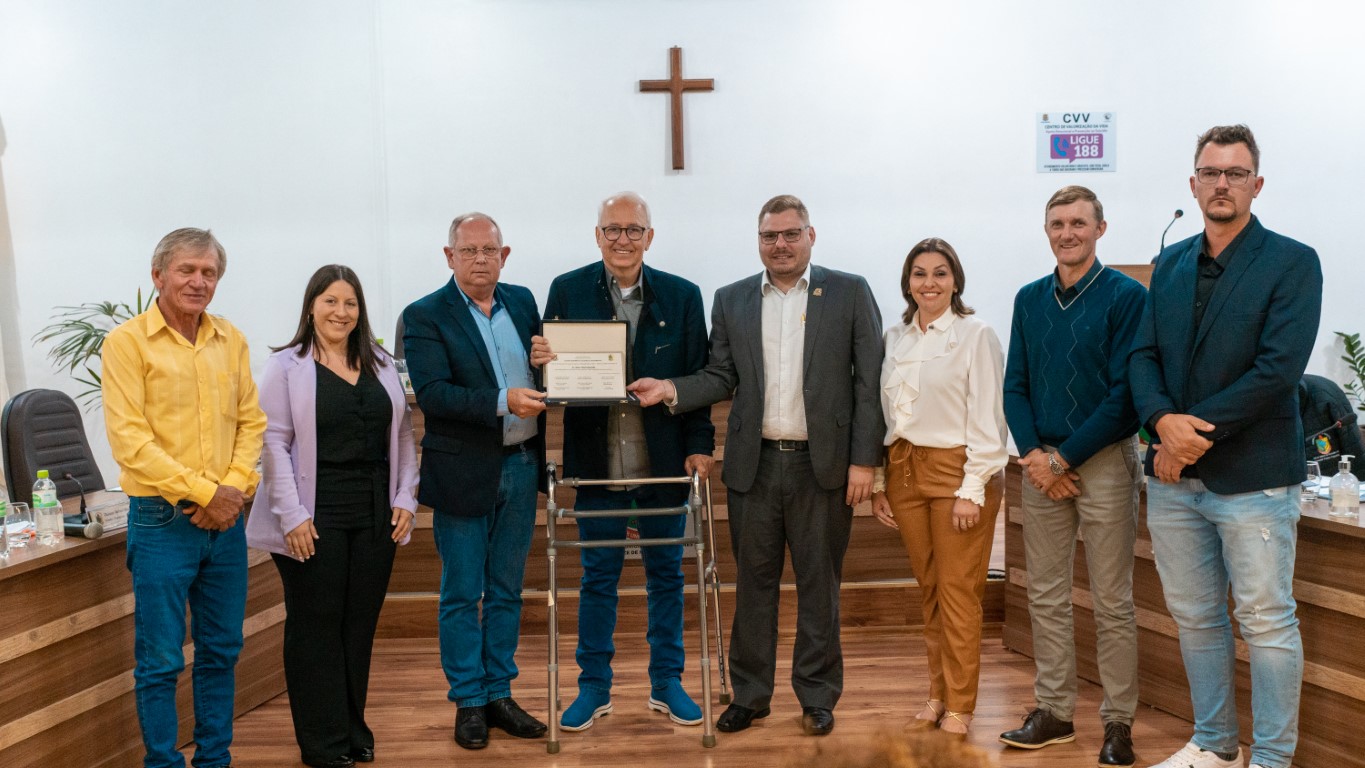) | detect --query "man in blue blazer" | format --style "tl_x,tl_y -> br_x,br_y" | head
1129,125 -> 1322,768
531,192 -> 715,732
402,212 -> 549,750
